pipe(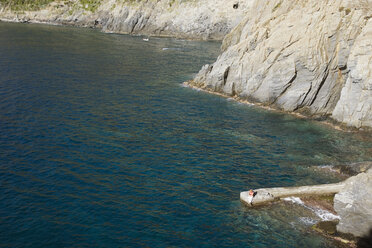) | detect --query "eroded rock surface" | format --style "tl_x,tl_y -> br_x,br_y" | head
334,168 -> 372,237
191,0 -> 372,128
0,0 -> 253,40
